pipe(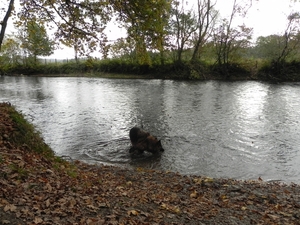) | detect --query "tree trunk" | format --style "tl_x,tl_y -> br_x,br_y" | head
0,0 -> 14,51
